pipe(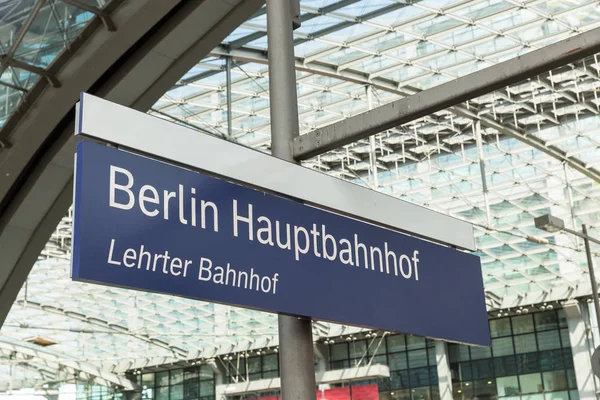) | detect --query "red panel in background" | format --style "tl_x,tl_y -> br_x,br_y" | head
351,384 -> 379,400
321,387 -> 351,400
